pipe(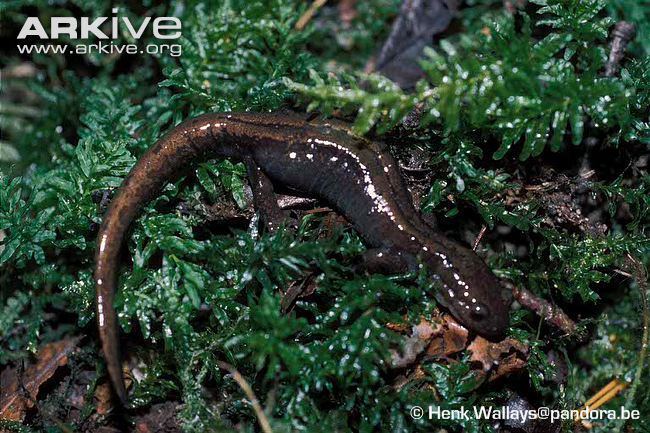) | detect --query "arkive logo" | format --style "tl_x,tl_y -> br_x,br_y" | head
17,8 -> 181,40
